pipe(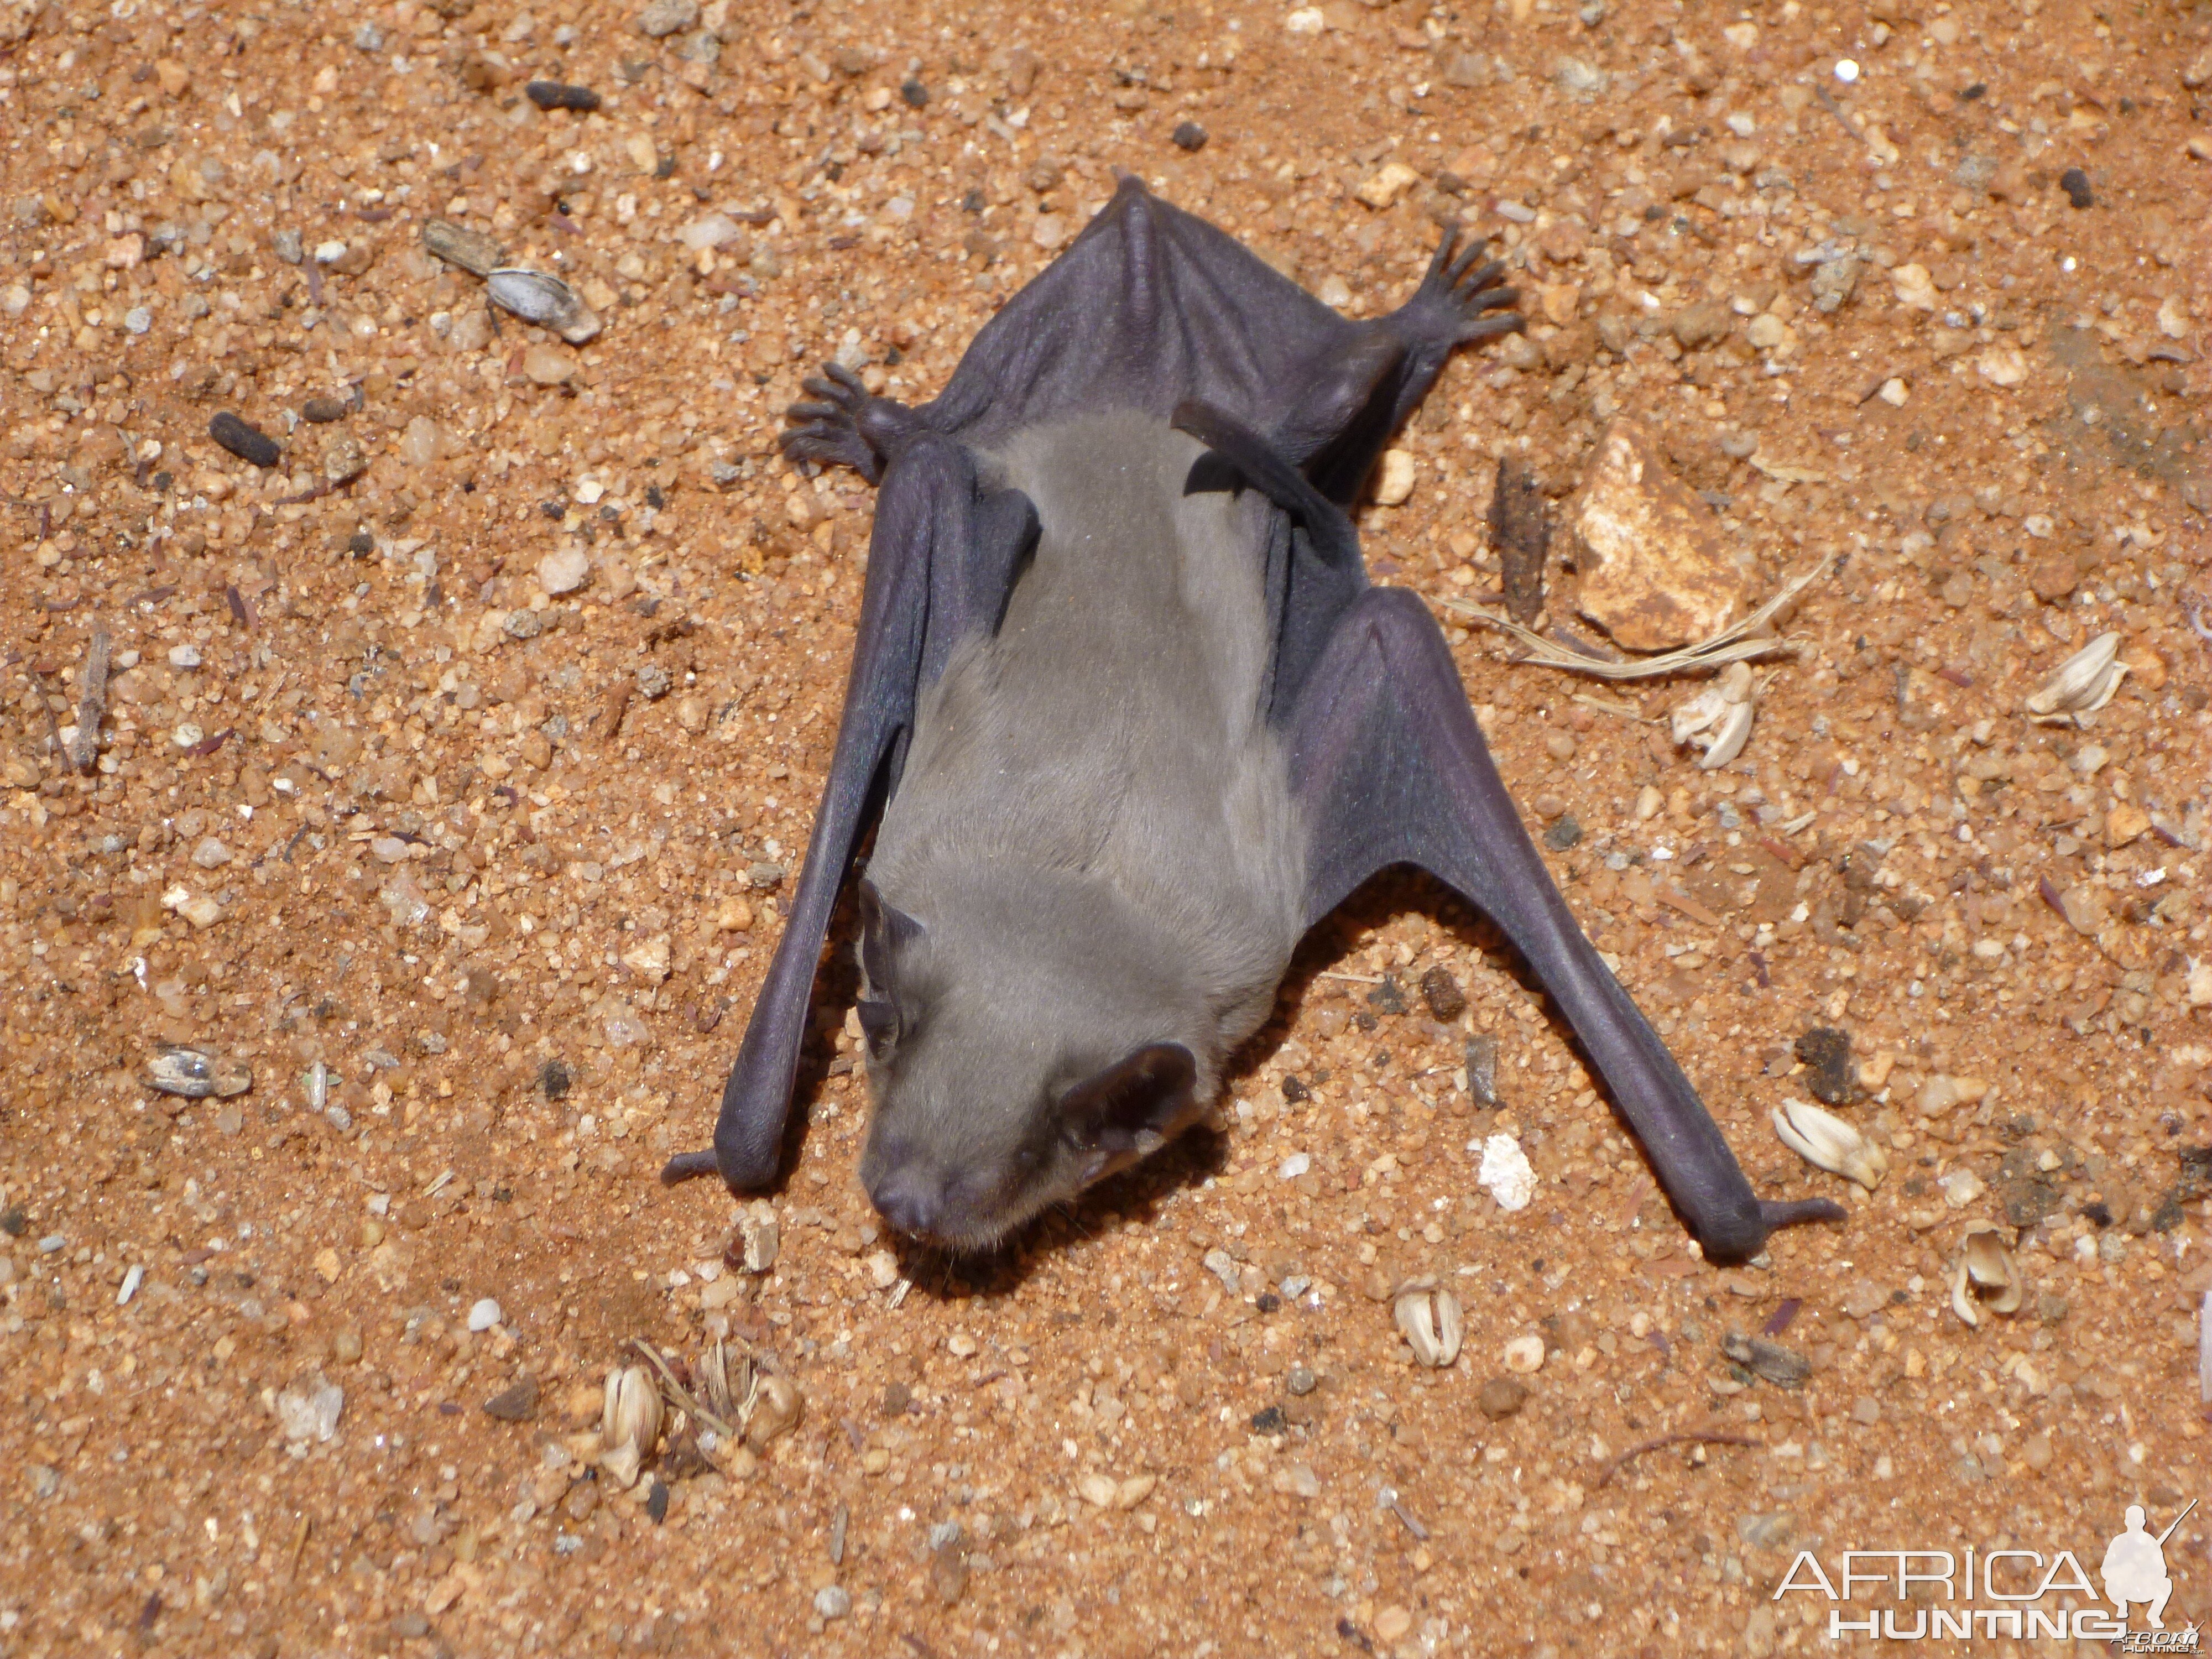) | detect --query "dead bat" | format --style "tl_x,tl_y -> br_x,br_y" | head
664,178 -> 1843,1265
